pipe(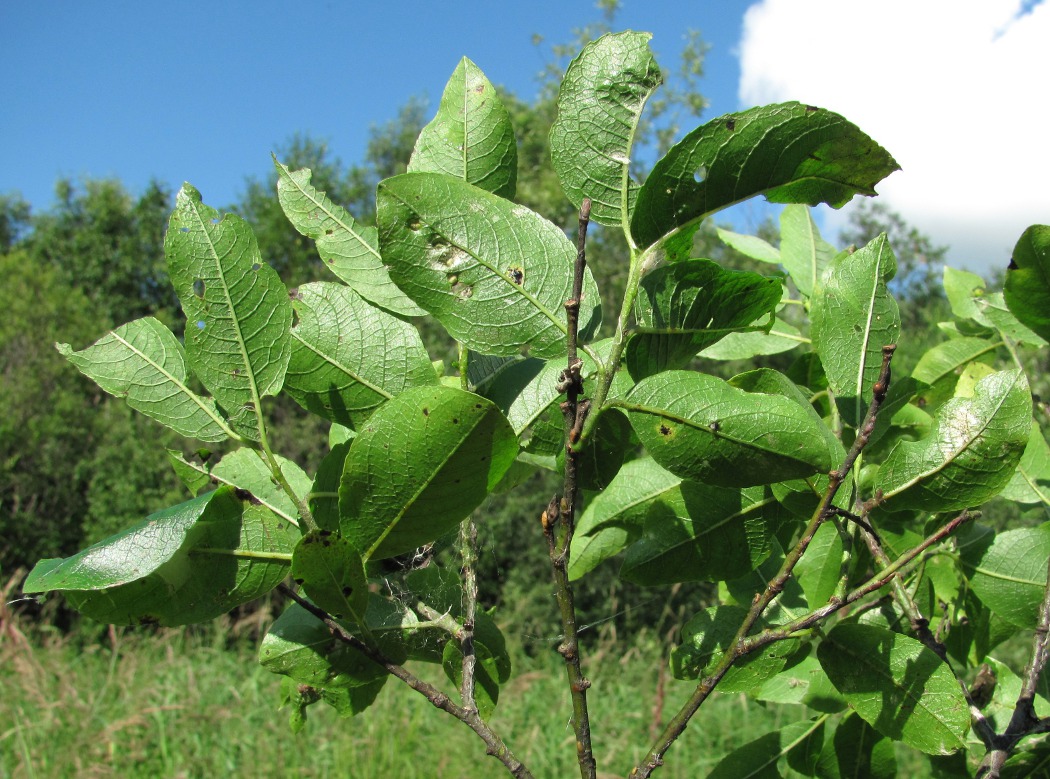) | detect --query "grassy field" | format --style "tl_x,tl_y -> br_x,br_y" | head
0,615 -> 814,779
